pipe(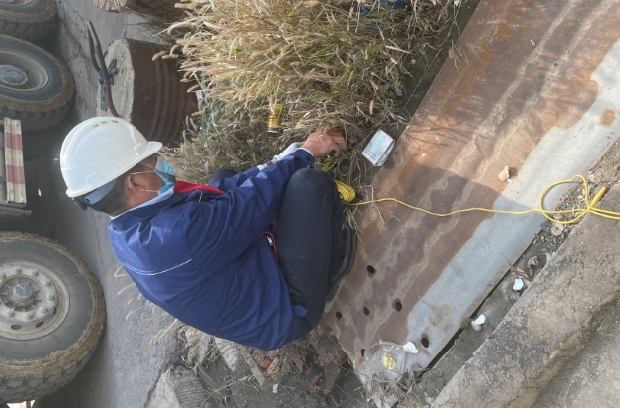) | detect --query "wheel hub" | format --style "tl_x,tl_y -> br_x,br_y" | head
0,49 -> 49,92
0,262 -> 68,340
0,65 -> 28,87
11,282 -> 34,304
